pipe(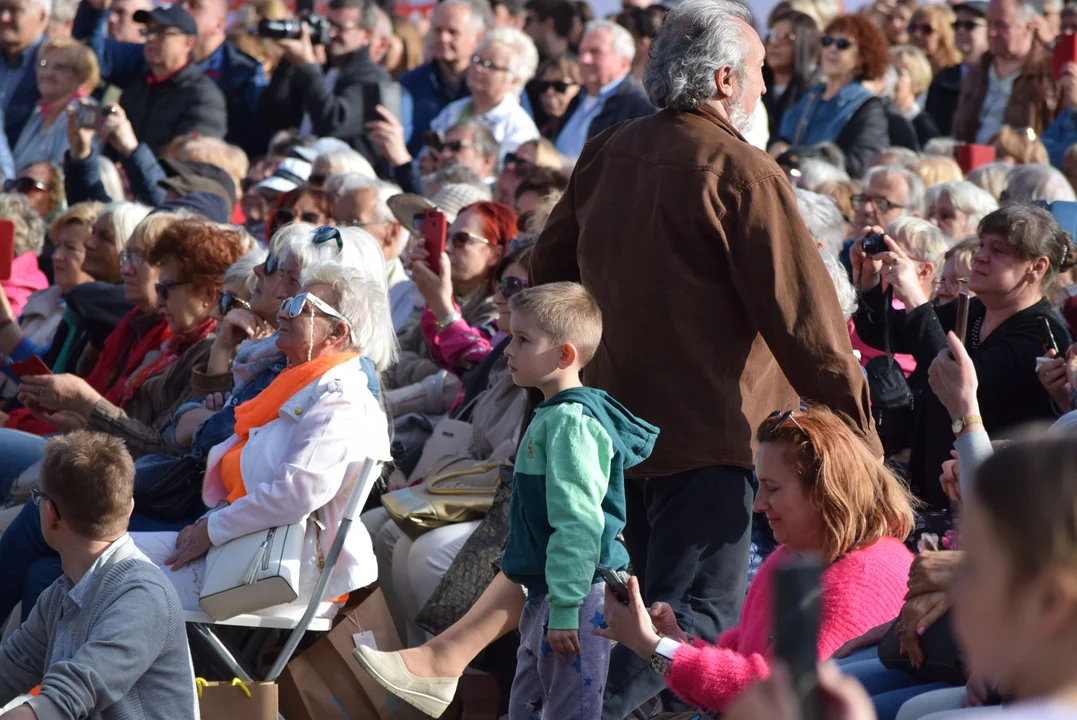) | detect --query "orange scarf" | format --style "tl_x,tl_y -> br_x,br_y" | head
219,352 -> 358,503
